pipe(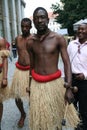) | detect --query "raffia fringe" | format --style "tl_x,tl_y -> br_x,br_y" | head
0,50 -> 10,57
29,78 -> 80,130
10,68 -> 29,99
